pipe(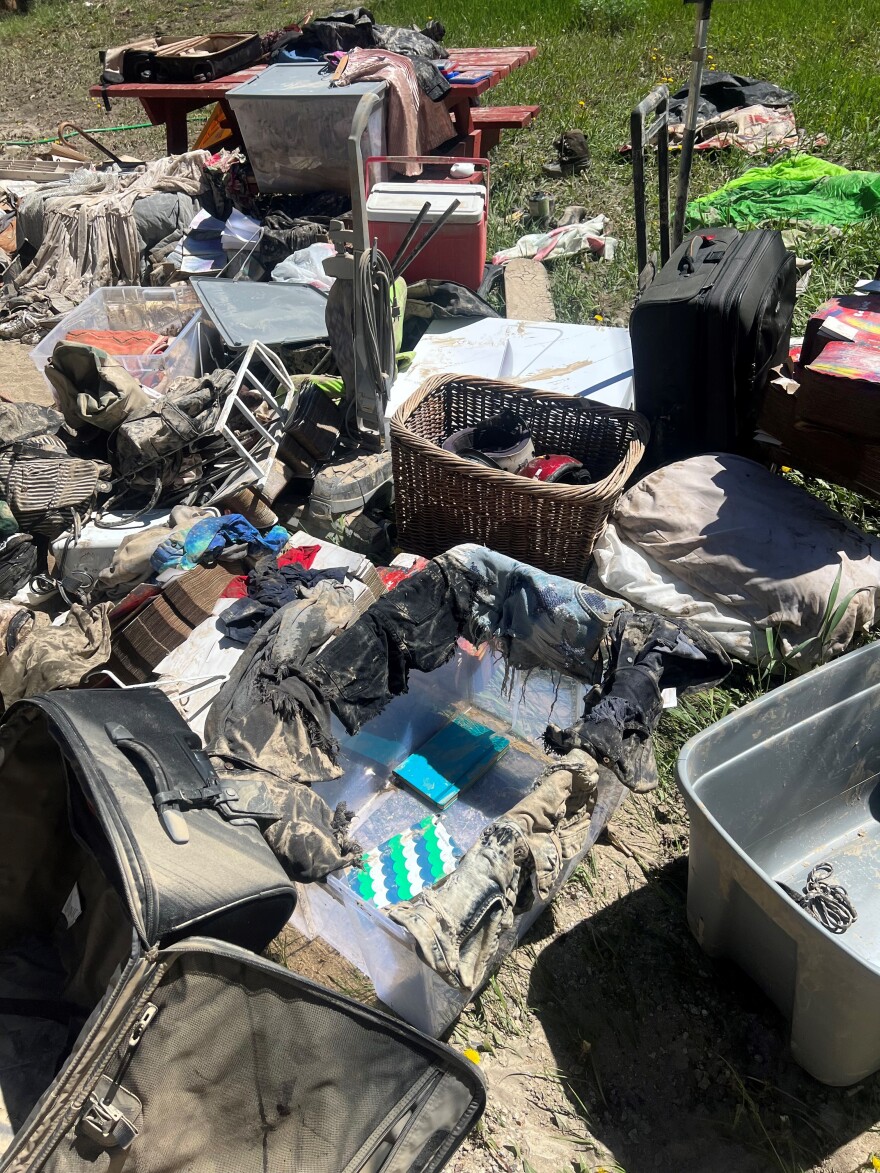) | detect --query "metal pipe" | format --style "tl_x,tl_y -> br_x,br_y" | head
672,0 -> 713,249
389,200 -> 432,272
